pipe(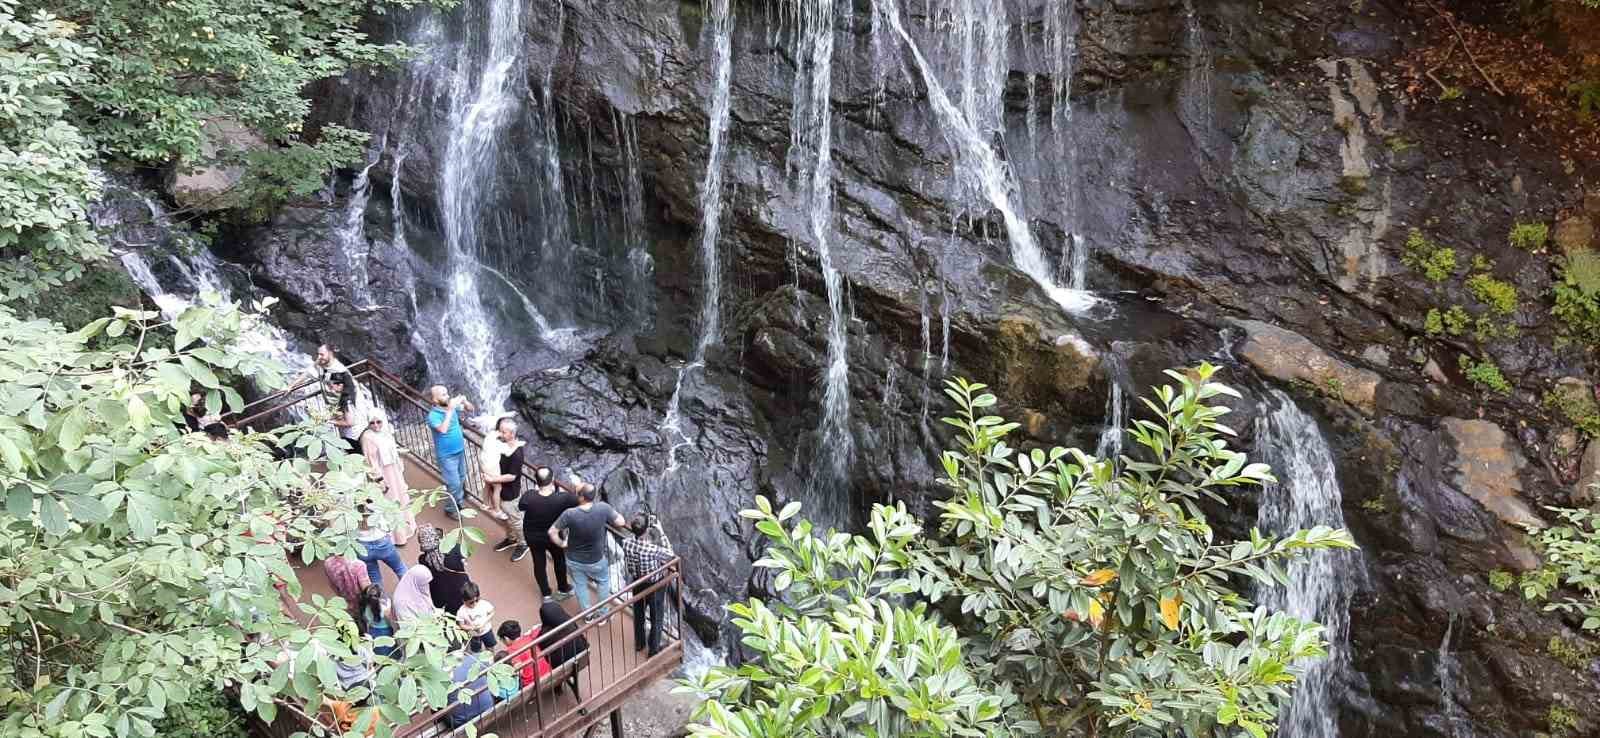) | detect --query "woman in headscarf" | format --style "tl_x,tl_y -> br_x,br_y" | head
538,601 -> 588,701
359,410 -> 416,546
322,554 -> 371,608
416,524 -> 469,614
392,566 -> 438,625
